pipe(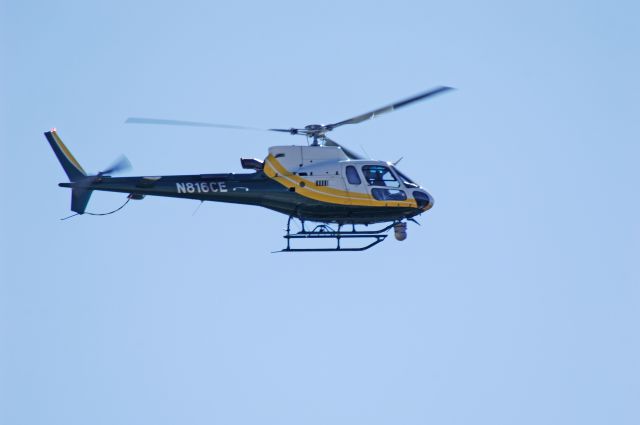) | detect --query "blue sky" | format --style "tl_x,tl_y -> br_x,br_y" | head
1,1 -> 639,424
